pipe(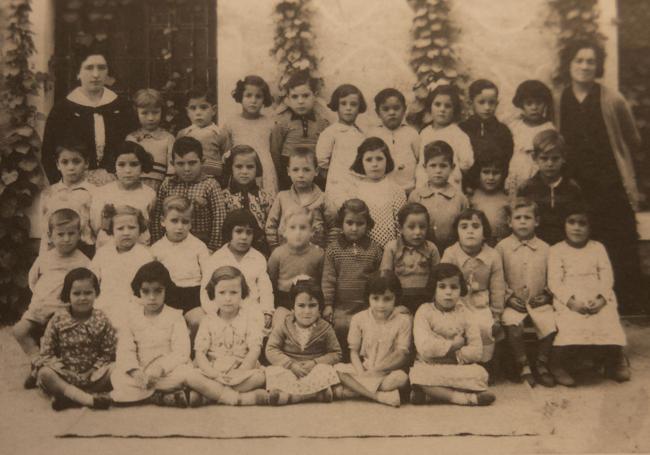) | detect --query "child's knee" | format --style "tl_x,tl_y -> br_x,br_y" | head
12,320 -> 32,340
381,370 -> 408,390
184,308 -> 205,332
36,366 -> 57,383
